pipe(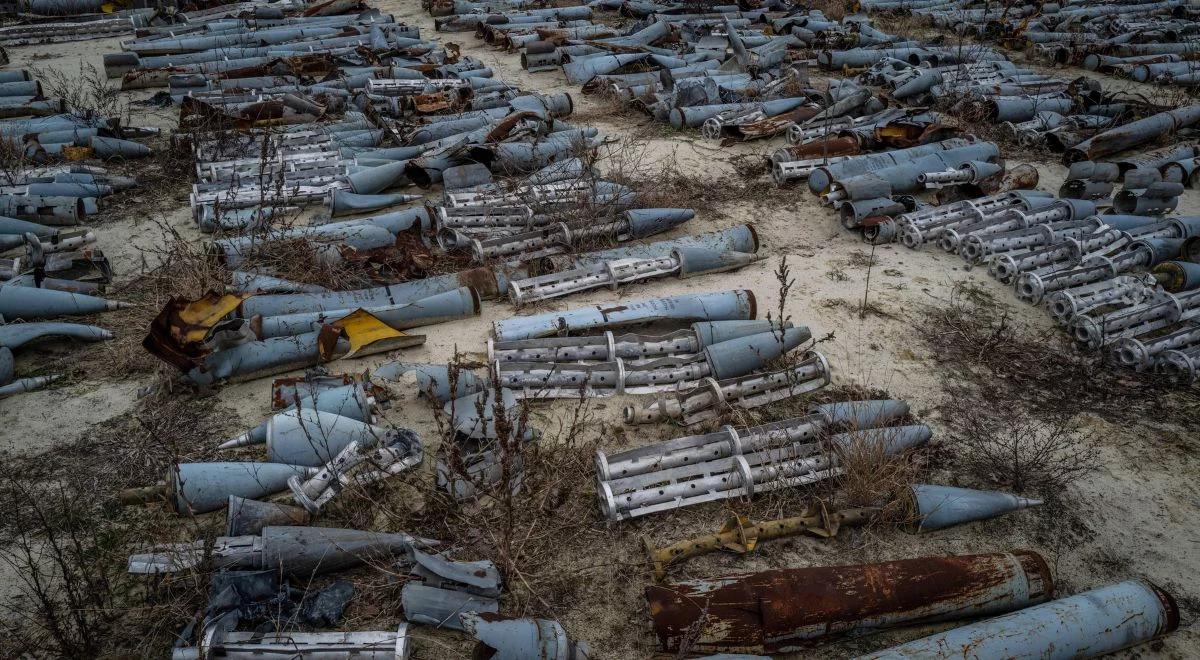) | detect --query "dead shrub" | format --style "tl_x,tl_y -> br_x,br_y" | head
805,0 -> 847,20
0,132 -> 35,187
913,281 -> 1195,424
0,469 -> 209,659
943,401 -> 1101,495
34,62 -> 129,126
0,474 -> 125,657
